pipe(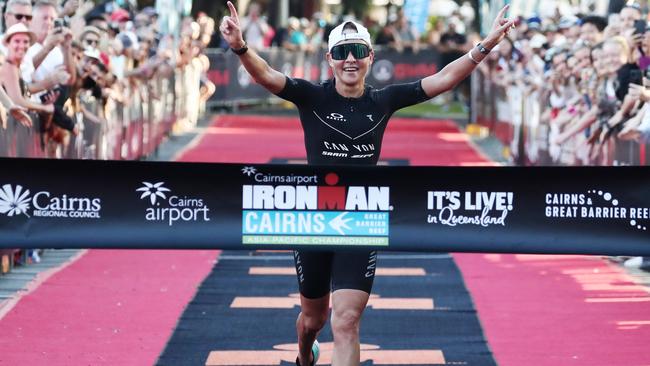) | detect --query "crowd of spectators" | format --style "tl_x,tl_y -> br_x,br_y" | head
208,1 -> 476,108
0,0 -> 216,271
476,2 -> 650,165
209,1 -> 477,57
0,0 -> 216,160
475,1 -> 650,271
